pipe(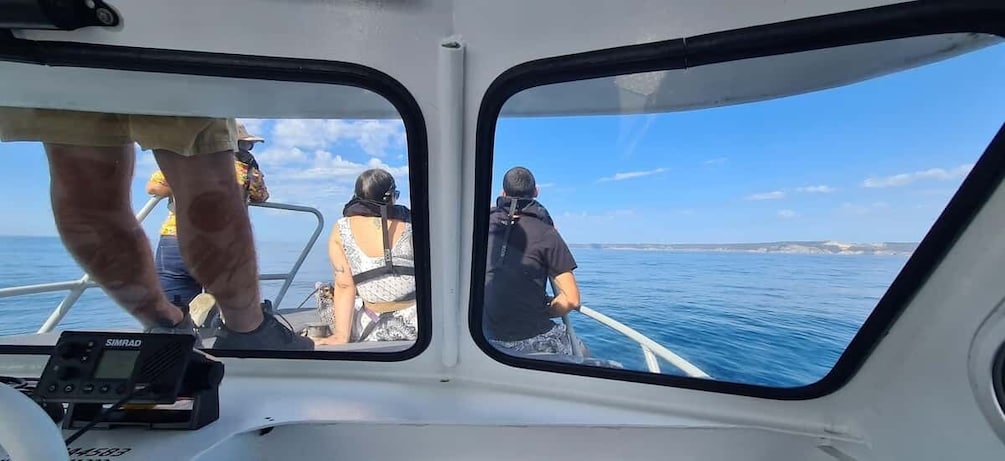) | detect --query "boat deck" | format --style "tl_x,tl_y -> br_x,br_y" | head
0,307 -> 414,353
